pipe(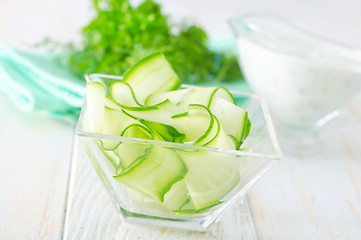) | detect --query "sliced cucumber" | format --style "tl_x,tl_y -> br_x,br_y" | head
82,52 -> 252,215
101,107 -> 132,150
116,124 -> 152,171
180,116 -> 239,210
170,104 -> 217,145
121,123 -> 152,139
187,104 -> 215,144
123,52 -> 181,104
110,81 -> 144,107
208,87 -> 235,107
210,97 -> 251,149
203,116 -> 236,149
180,148 -> 240,210
121,99 -> 186,142
82,82 -> 106,133
145,88 -> 191,106
139,120 -> 185,143
177,86 -> 235,111
114,145 -> 187,202
122,99 -> 179,125
173,201 -> 221,214
97,142 -> 121,173
163,180 -> 191,211
145,86 -> 234,112
171,112 -> 188,132
104,97 -> 123,111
